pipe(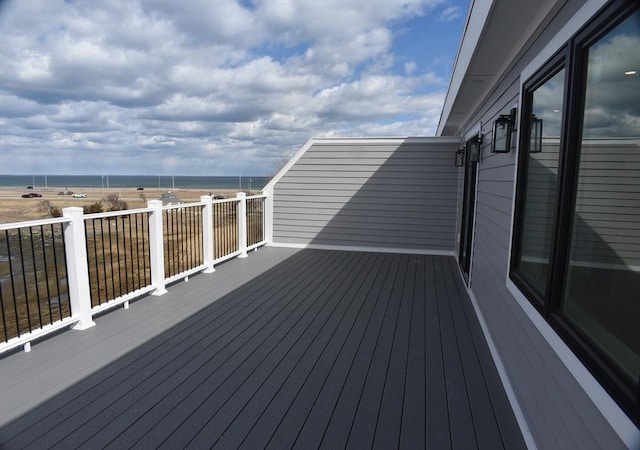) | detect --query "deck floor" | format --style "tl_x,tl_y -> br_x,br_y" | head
0,248 -> 525,449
